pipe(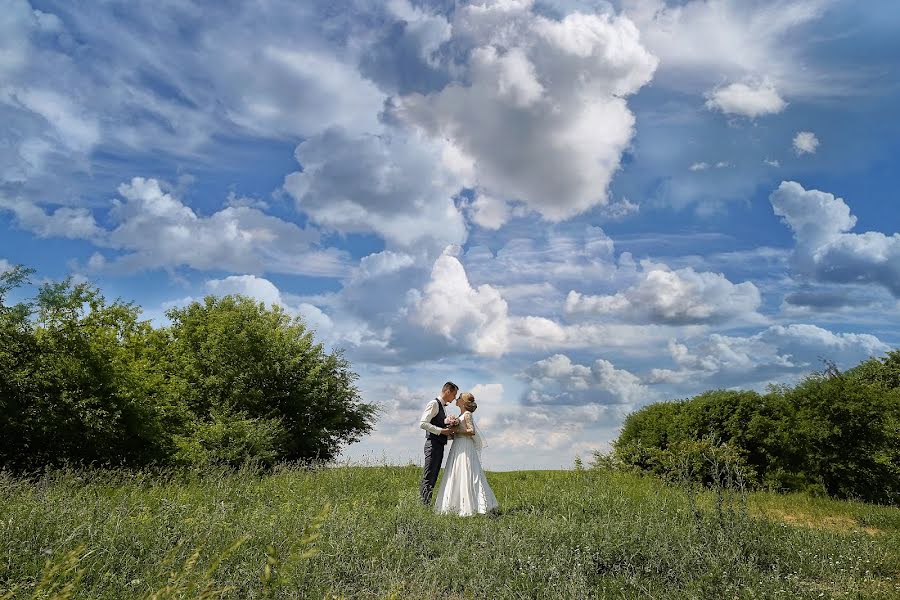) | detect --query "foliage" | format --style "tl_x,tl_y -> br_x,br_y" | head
0,466 -> 898,599
0,266 -> 374,470
604,438 -> 755,488
784,364 -> 900,504
611,353 -> 900,504
163,296 -> 373,464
